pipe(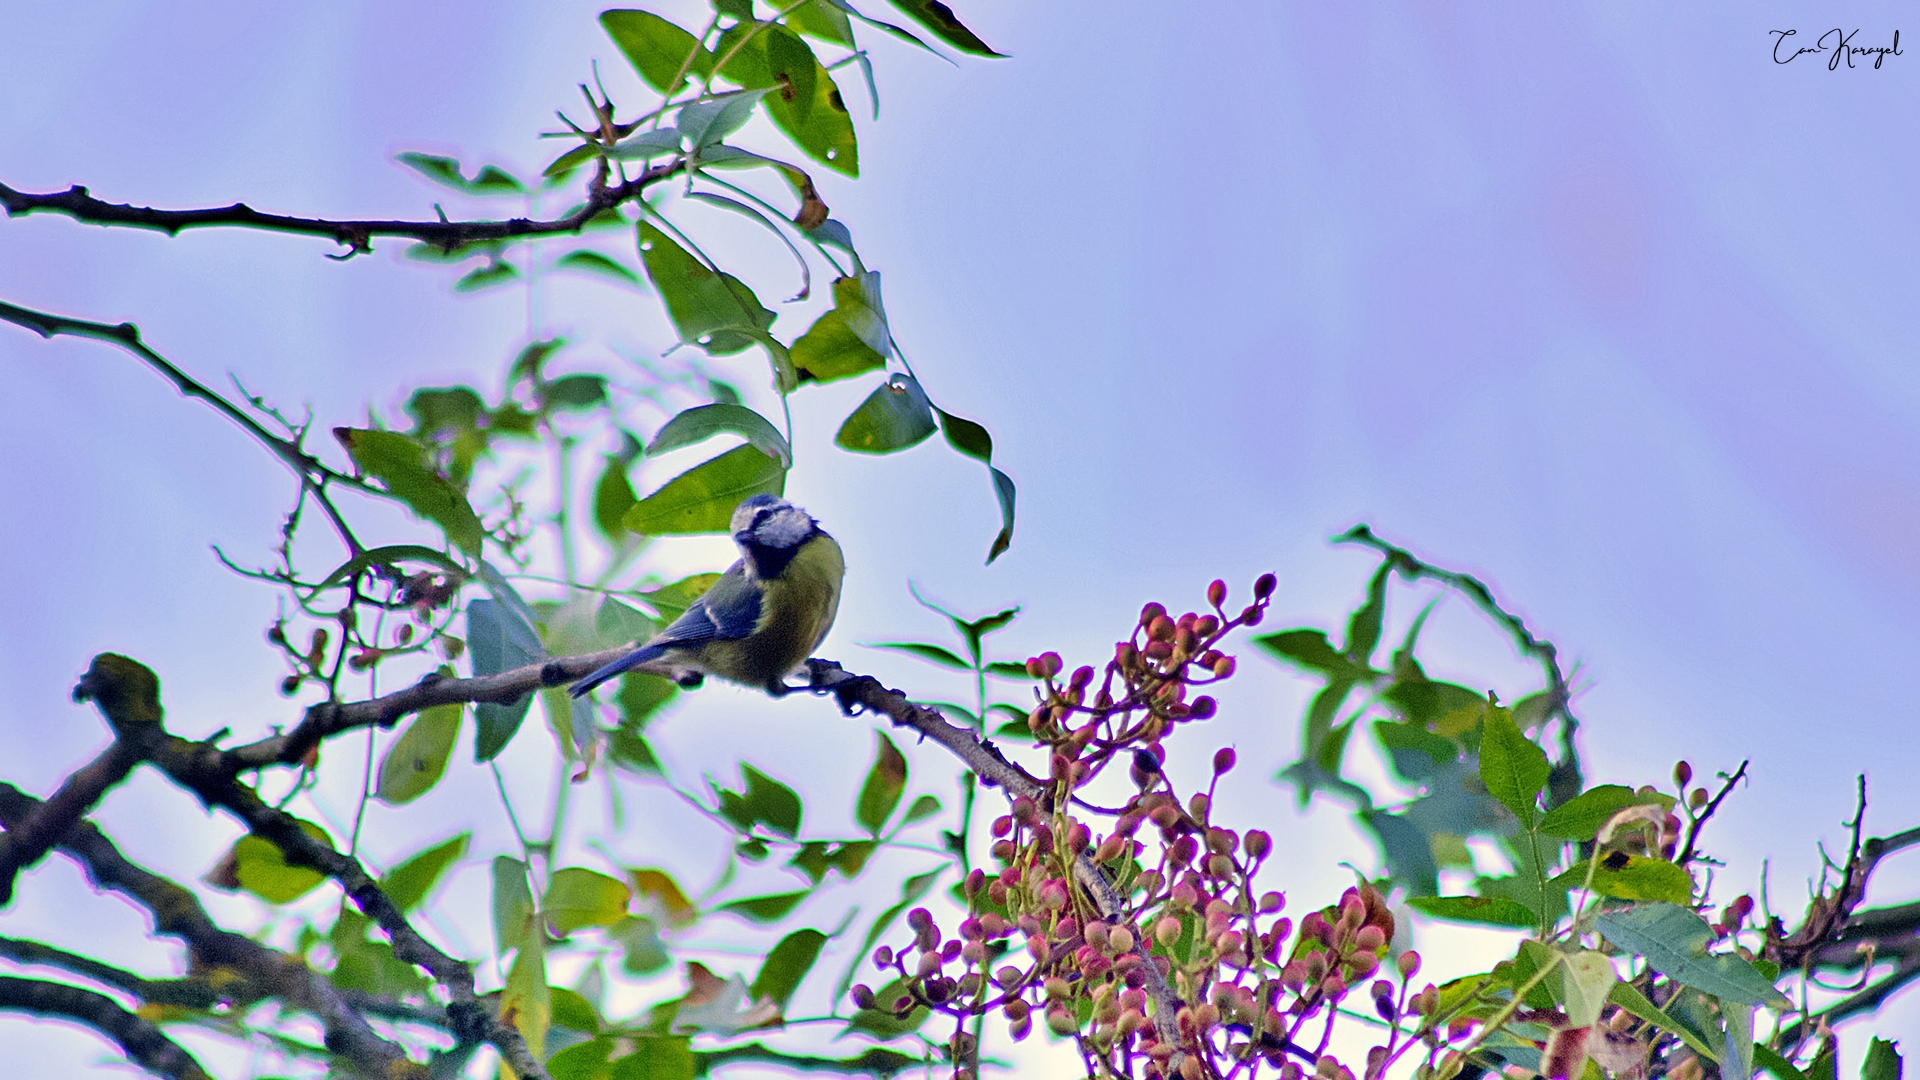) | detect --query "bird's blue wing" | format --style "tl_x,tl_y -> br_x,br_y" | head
651,562 -> 762,647
569,562 -> 760,696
